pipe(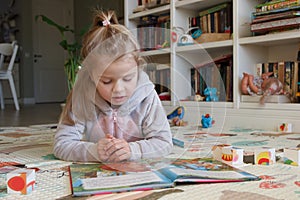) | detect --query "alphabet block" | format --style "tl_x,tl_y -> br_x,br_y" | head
7,168 -> 35,194
255,147 -> 276,165
283,148 -> 300,166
